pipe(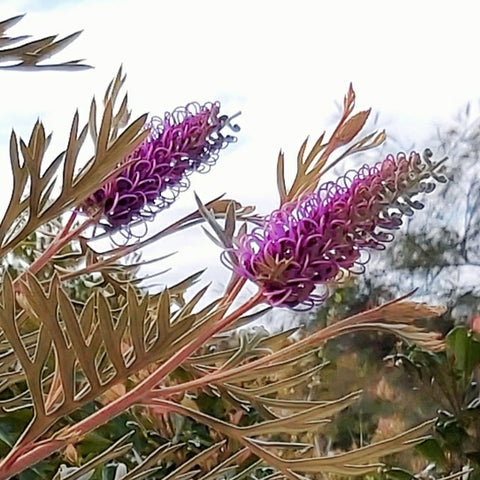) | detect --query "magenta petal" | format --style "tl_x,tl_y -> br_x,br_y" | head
234,151 -> 442,309
84,102 -> 237,230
